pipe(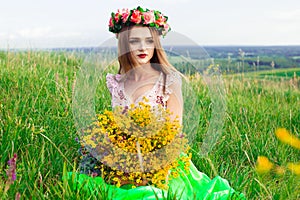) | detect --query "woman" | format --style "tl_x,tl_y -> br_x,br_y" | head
70,6 -> 245,200
108,23 -> 183,124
